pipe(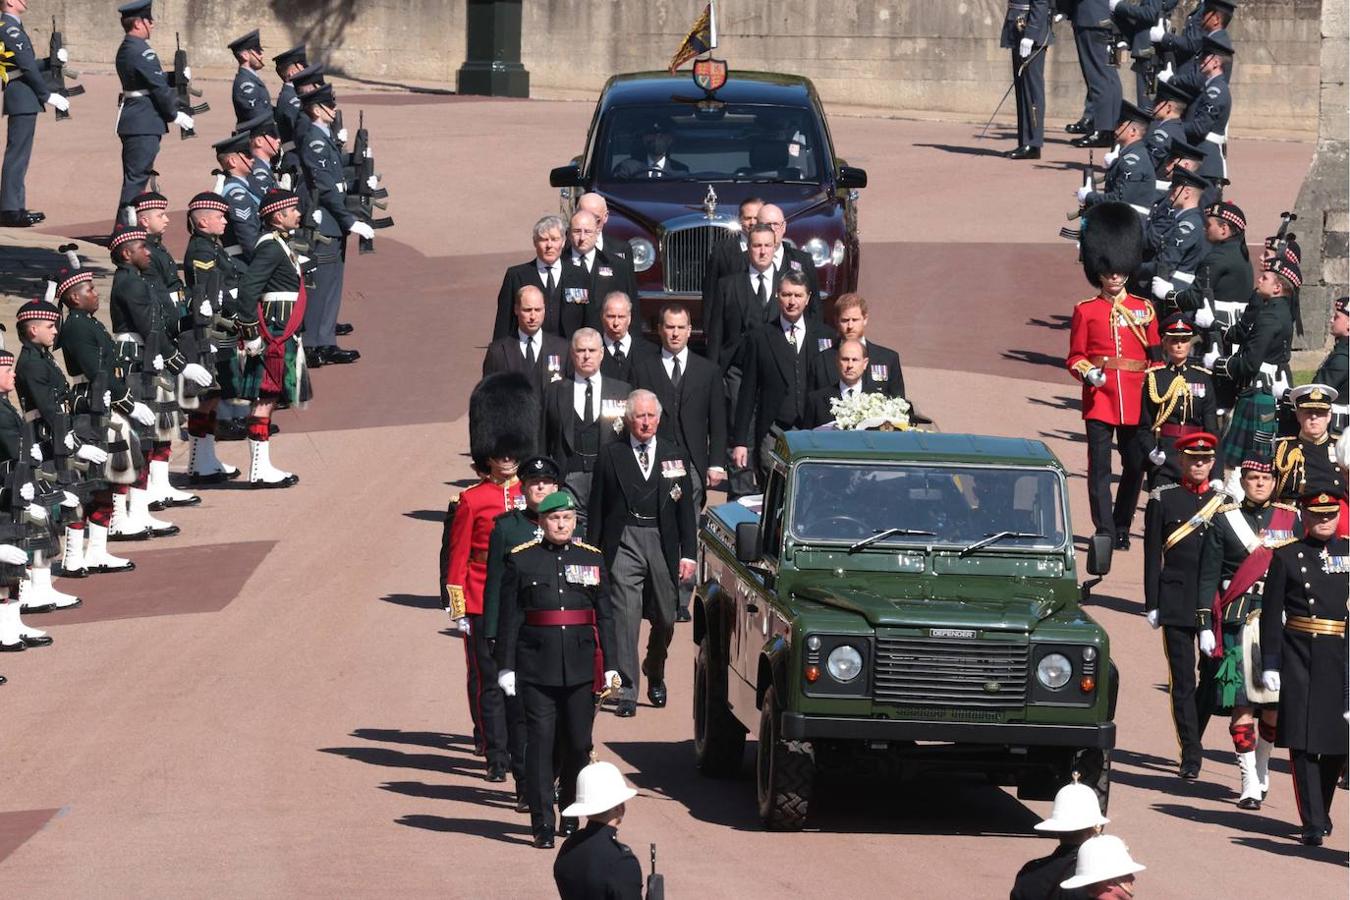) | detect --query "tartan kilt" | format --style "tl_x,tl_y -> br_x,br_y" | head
236,336 -> 313,407
1220,391 -> 1277,469
214,345 -> 241,402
